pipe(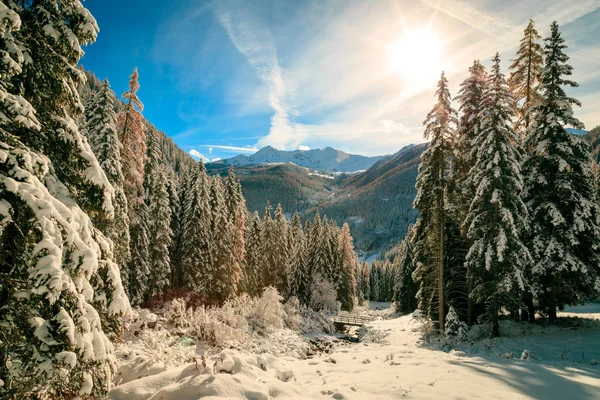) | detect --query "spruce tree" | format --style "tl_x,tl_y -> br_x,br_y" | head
165,167 -> 182,287
508,19 -> 543,135
465,53 -> 531,337
242,211 -> 264,296
84,79 -> 131,275
359,262 -> 371,304
128,201 -> 151,305
147,166 -> 173,298
181,162 -> 212,292
288,211 -> 310,303
225,167 -> 246,288
261,202 -> 277,287
394,225 -> 418,314
454,60 -> 487,325
170,169 -> 190,288
273,203 -> 290,294
523,22 -> 600,320
337,223 -> 357,311
208,177 -> 240,302
412,72 -> 457,334
0,2 -> 128,397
